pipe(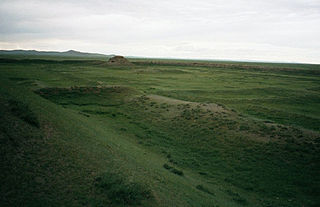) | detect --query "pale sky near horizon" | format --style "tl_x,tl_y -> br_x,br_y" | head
0,0 -> 319,63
